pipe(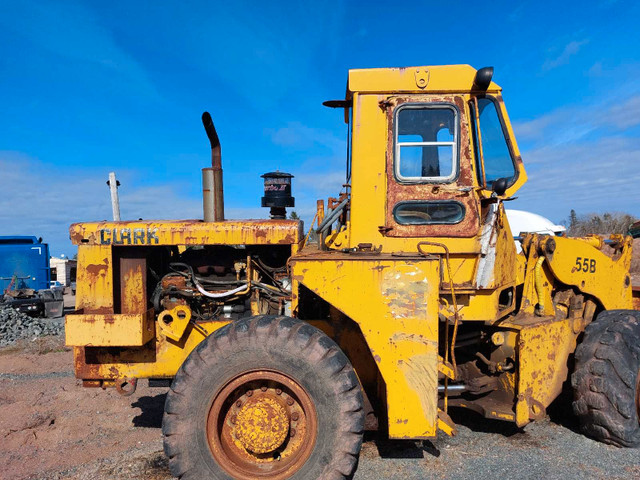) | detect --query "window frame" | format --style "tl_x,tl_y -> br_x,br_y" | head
468,95 -> 519,189
393,102 -> 460,184
392,200 -> 466,226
